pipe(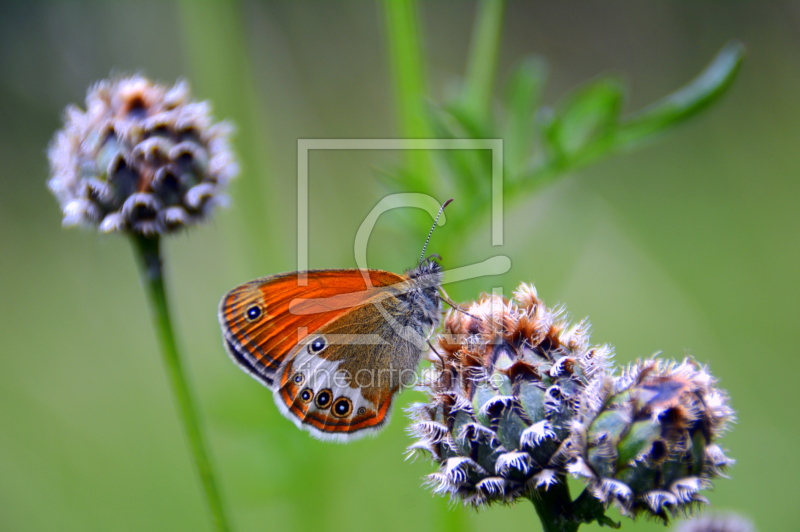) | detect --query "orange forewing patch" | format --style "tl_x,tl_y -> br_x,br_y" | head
222,269 -> 405,375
